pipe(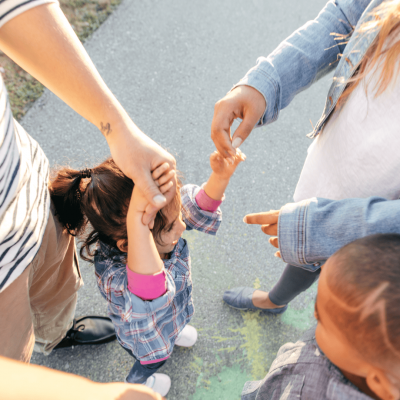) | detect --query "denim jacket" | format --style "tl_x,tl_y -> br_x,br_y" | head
236,0 -> 400,270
